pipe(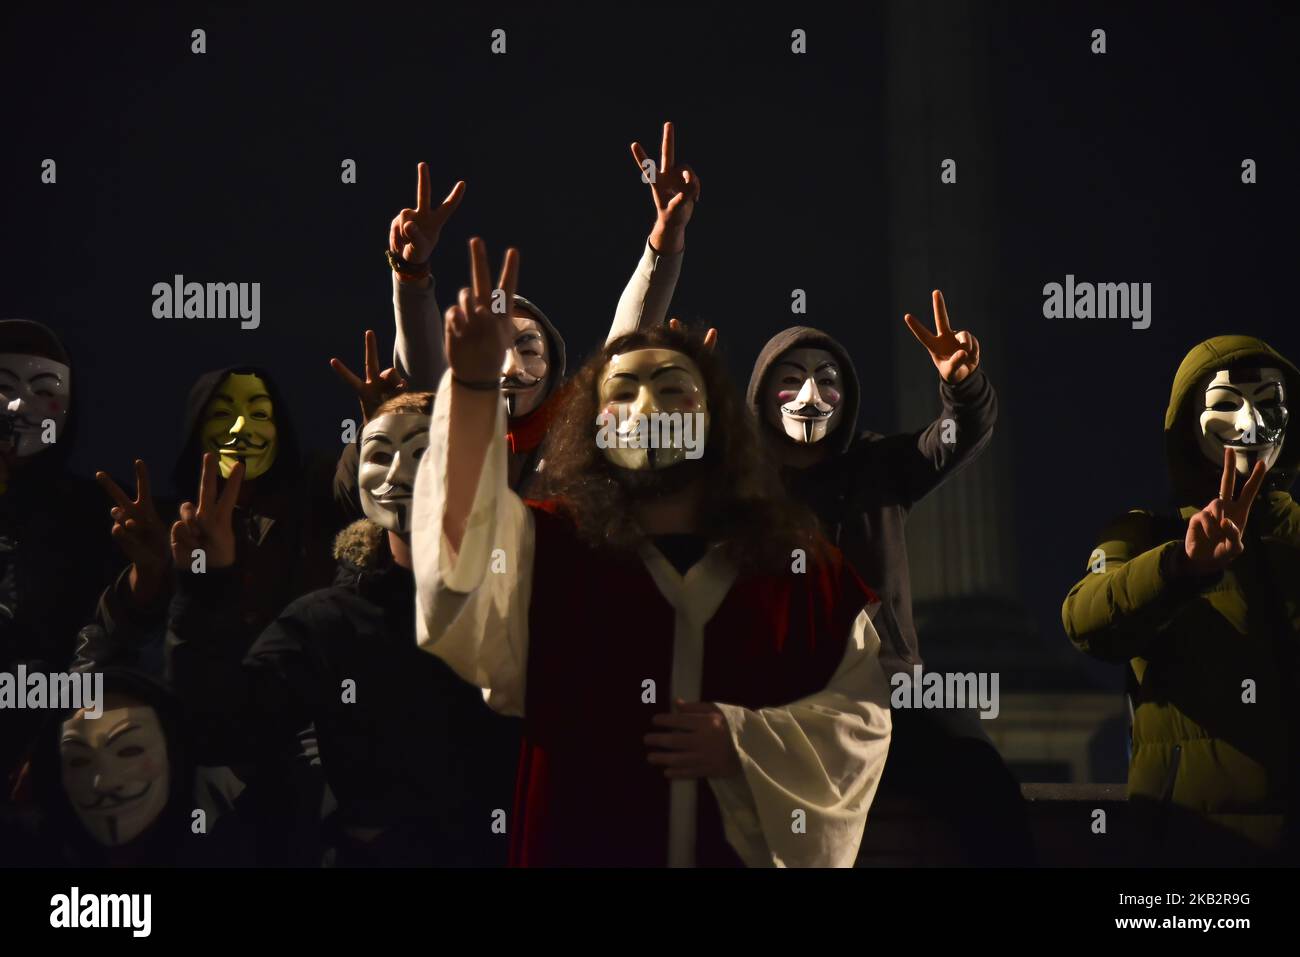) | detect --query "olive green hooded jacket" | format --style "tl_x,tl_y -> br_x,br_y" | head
1062,335 -> 1300,855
